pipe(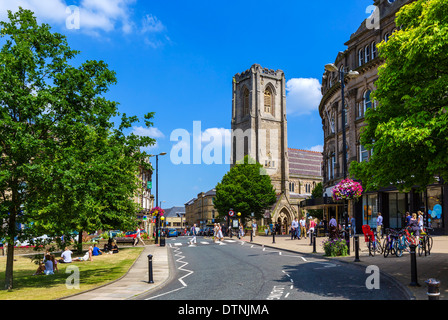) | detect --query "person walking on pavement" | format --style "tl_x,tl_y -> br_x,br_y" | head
252,220 -> 257,238
133,226 -> 145,246
291,218 -> 299,240
189,224 -> 198,245
350,215 -> 356,236
300,216 -> 307,239
308,217 -> 316,238
329,216 -> 337,239
376,212 -> 383,239
217,224 -> 224,241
